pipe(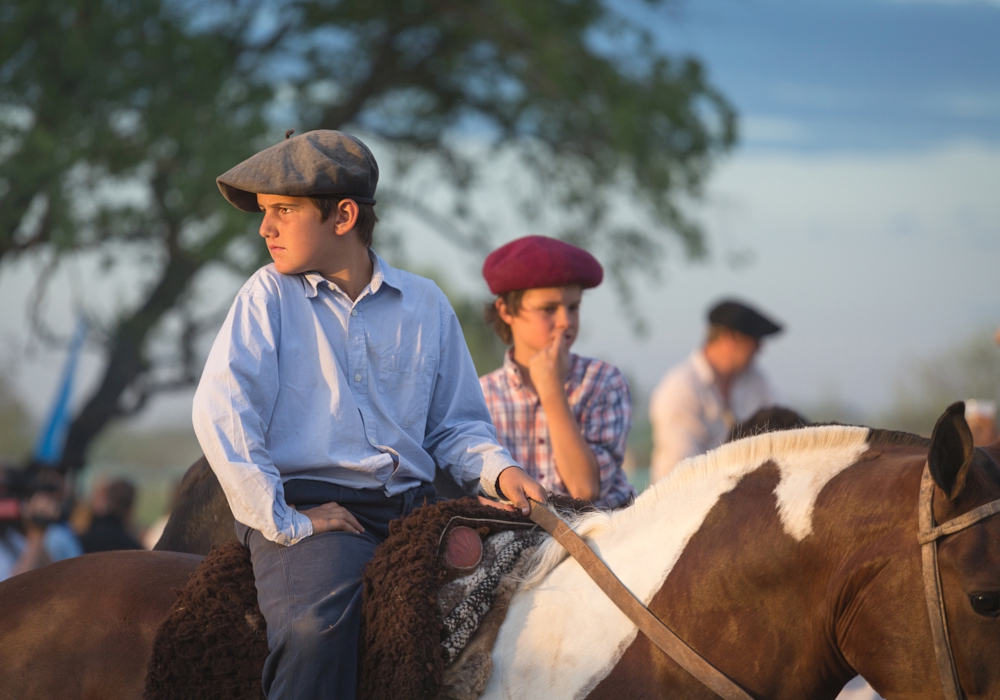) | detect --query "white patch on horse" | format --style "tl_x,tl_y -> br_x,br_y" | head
480,425 -> 871,700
